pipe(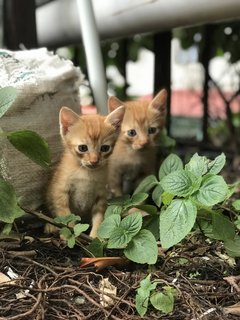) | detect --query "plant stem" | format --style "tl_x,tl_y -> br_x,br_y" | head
19,205 -> 92,243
